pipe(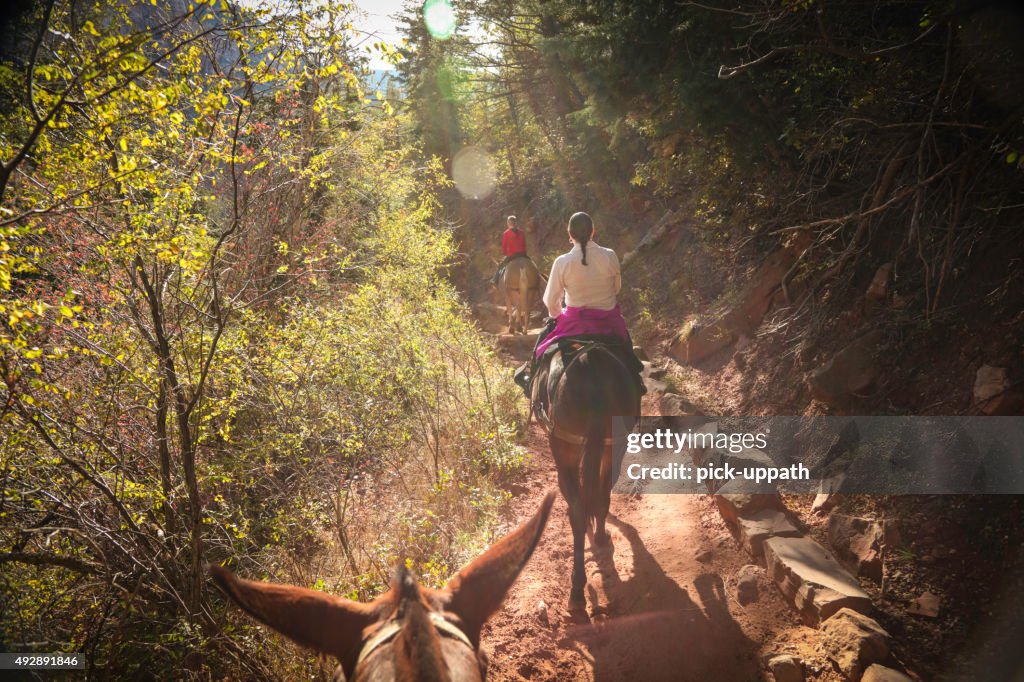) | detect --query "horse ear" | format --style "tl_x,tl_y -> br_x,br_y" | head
444,491 -> 554,642
211,566 -> 376,666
